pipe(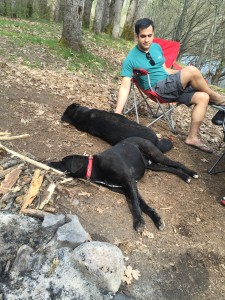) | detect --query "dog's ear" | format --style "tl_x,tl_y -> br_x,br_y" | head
63,155 -> 86,175
61,103 -> 79,122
